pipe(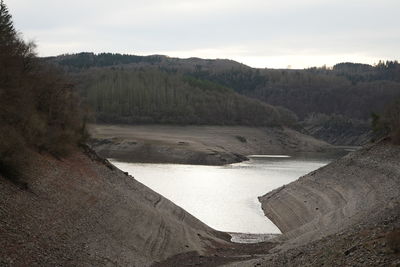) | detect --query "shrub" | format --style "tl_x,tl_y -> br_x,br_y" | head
383,100 -> 400,144
235,136 -> 247,143
0,1 -> 86,181
372,100 -> 400,144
